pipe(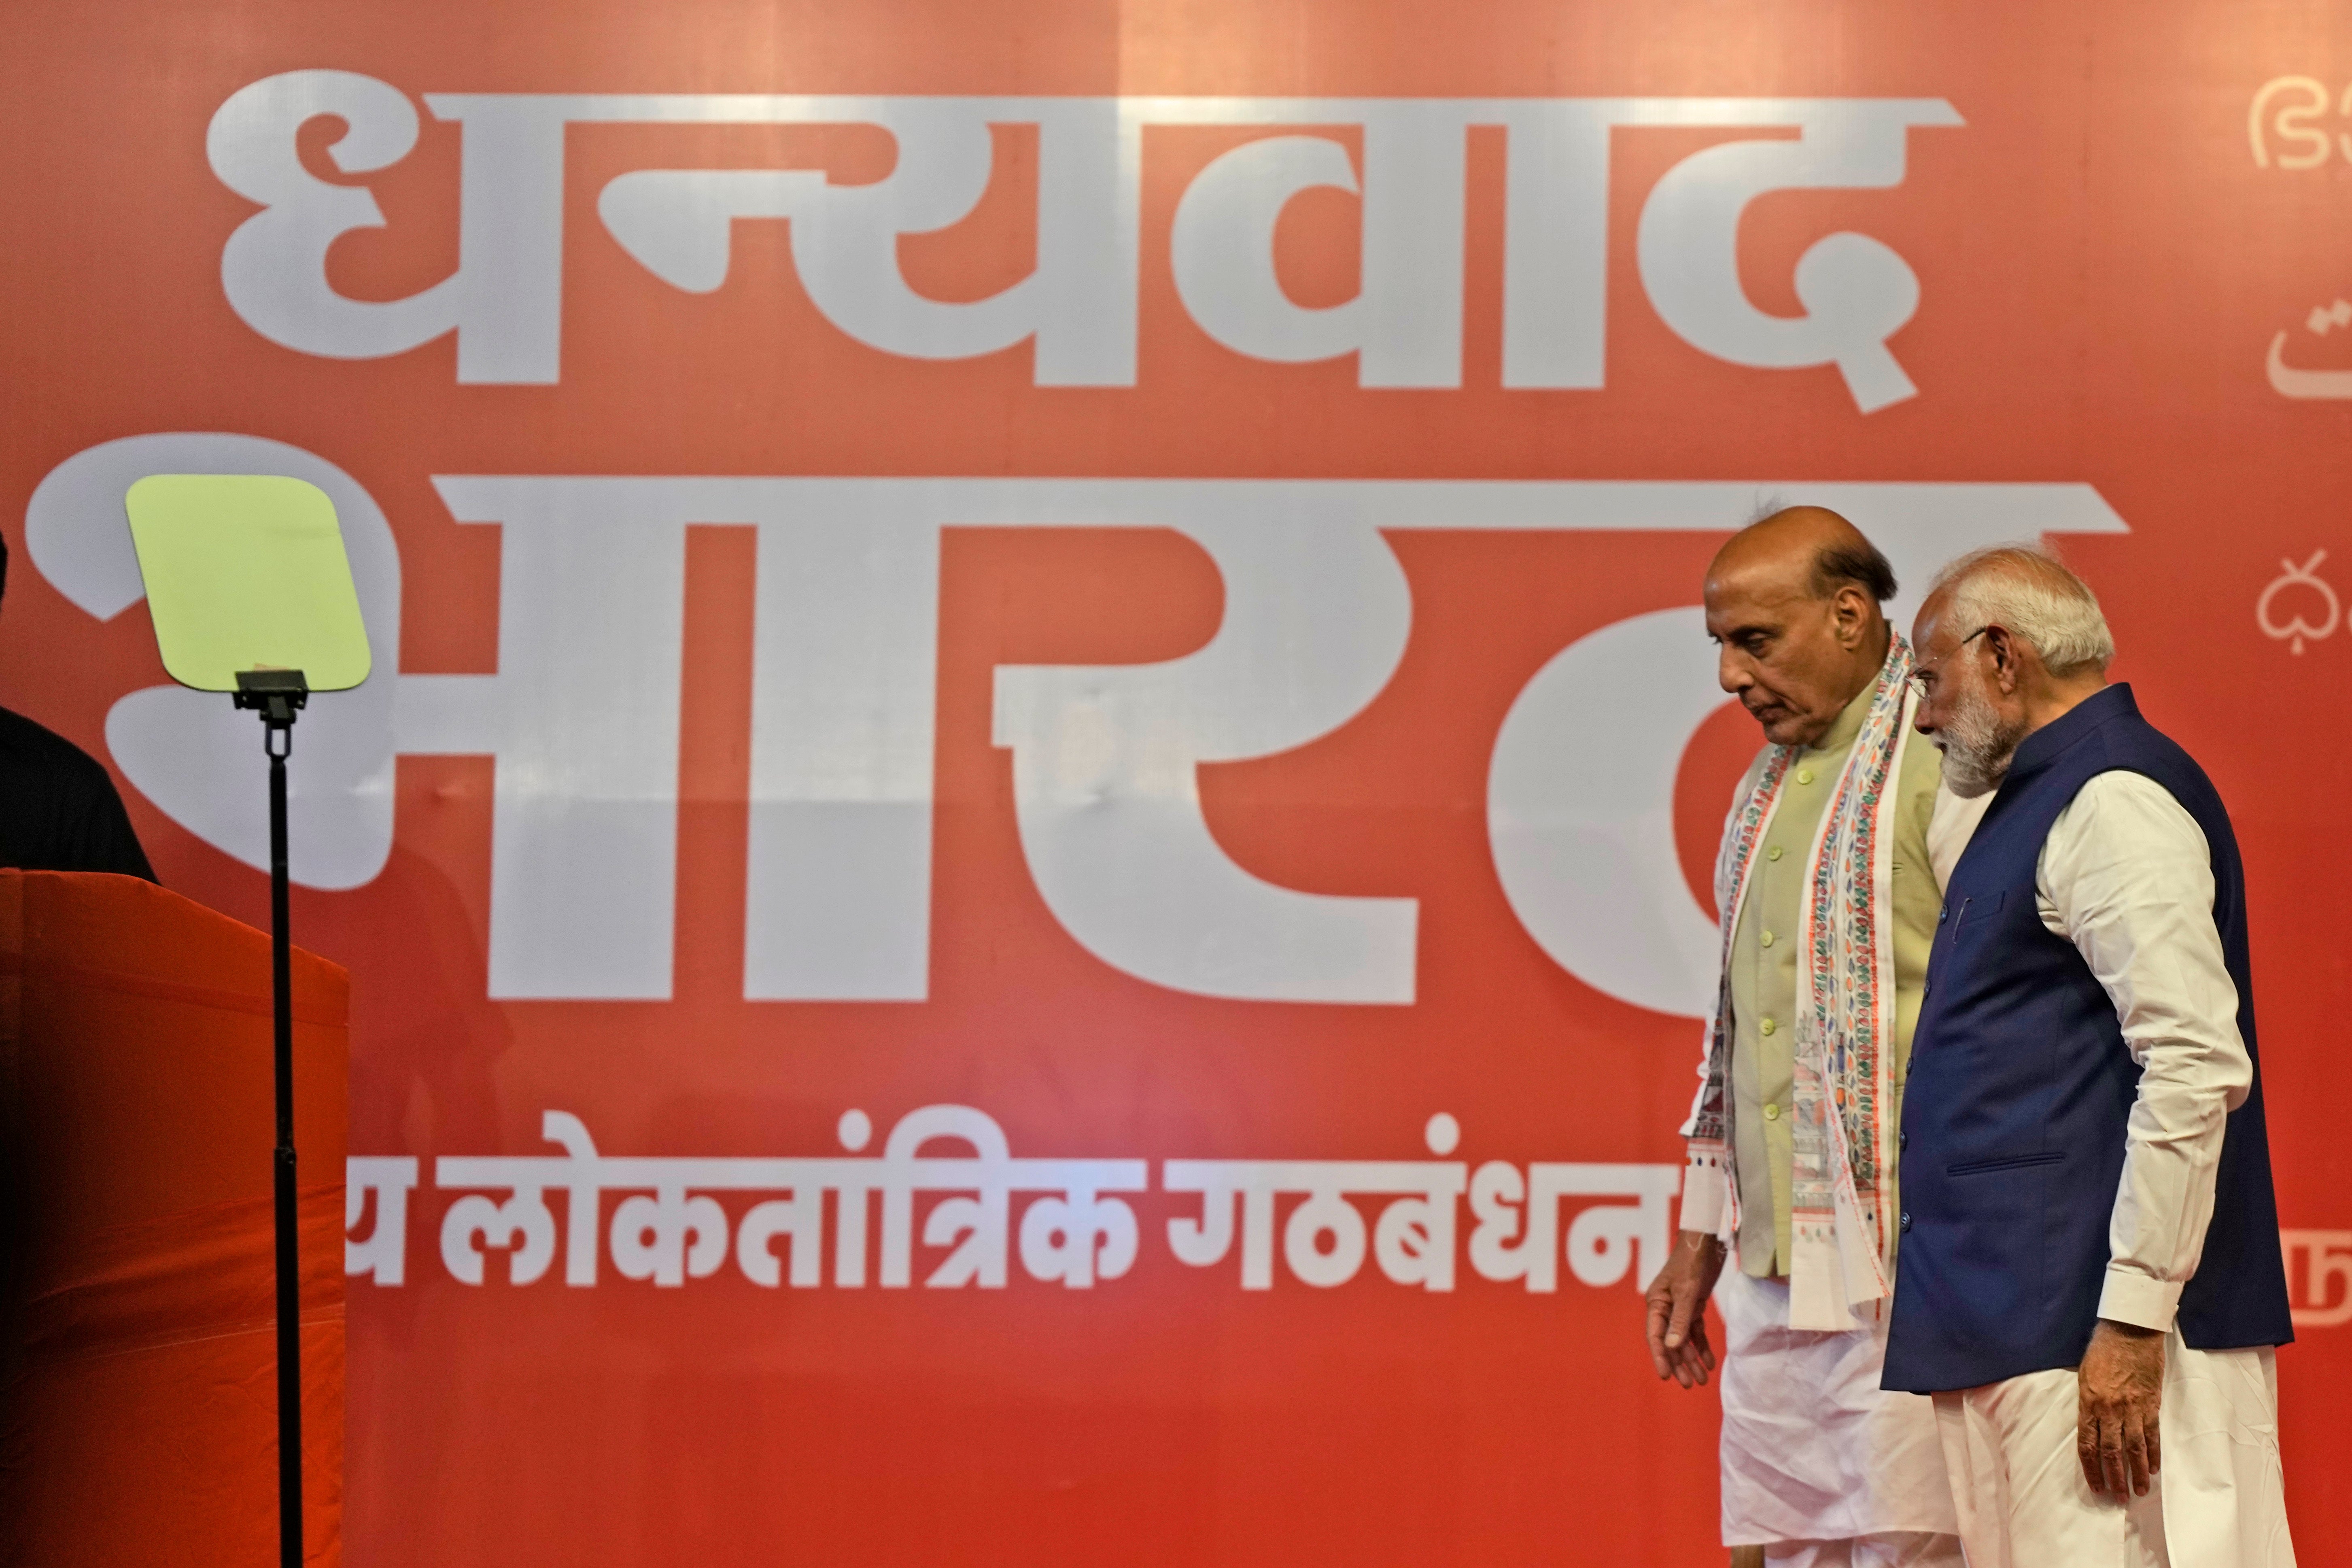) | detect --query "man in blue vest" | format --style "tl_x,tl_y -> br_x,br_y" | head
1888,546 -> 2295,1564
